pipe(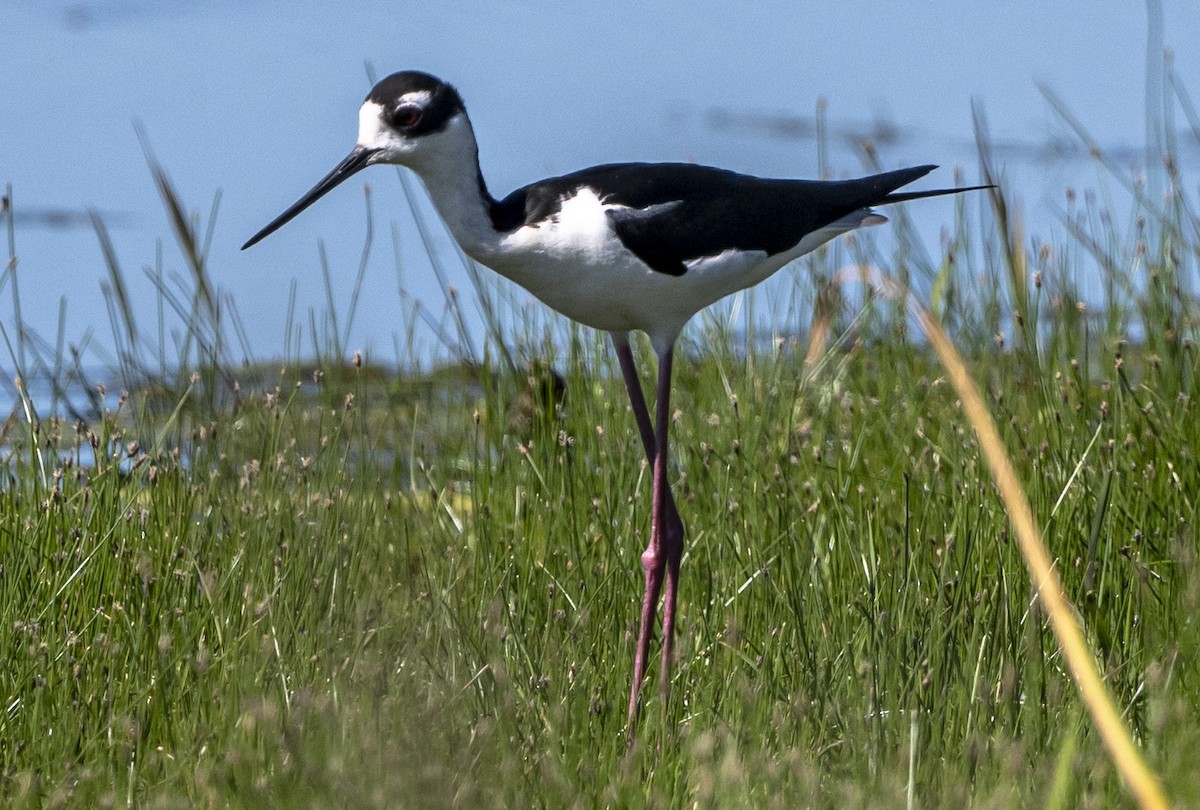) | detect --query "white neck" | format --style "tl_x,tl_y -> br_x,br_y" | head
403,114 -> 503,261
